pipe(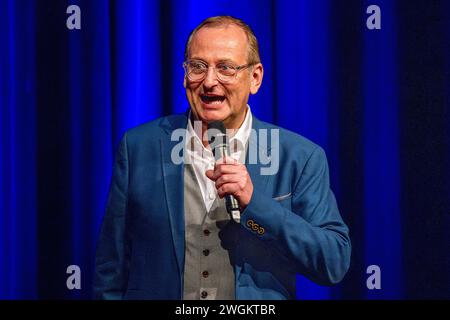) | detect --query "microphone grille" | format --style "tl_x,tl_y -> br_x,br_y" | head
207,121 -> 226,134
